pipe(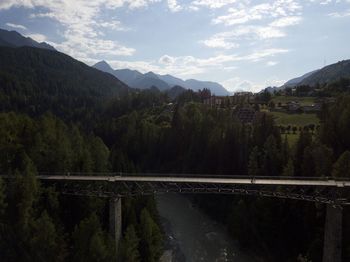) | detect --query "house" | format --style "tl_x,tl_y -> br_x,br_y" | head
231,92 -> 254,104
204,92 -> 256,108
235,107 -> 257,123
302,104 -> 322,113
203,96 -> 226,107
286,101 -> 301,112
